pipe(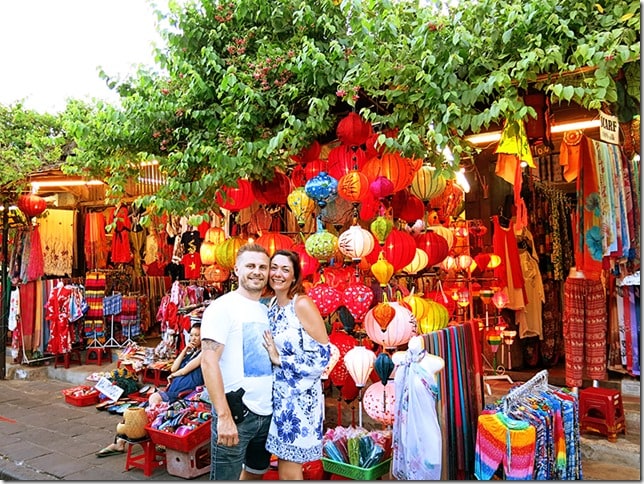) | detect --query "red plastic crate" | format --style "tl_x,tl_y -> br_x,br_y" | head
145,420 -> 211,453
62,385 -> 100,406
